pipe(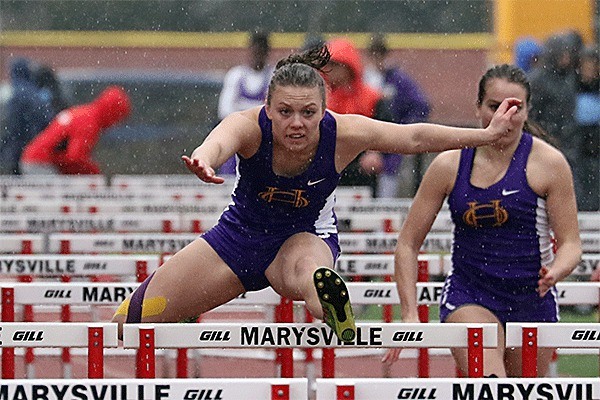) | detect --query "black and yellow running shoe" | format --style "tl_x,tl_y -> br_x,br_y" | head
313,266 -> 356,342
